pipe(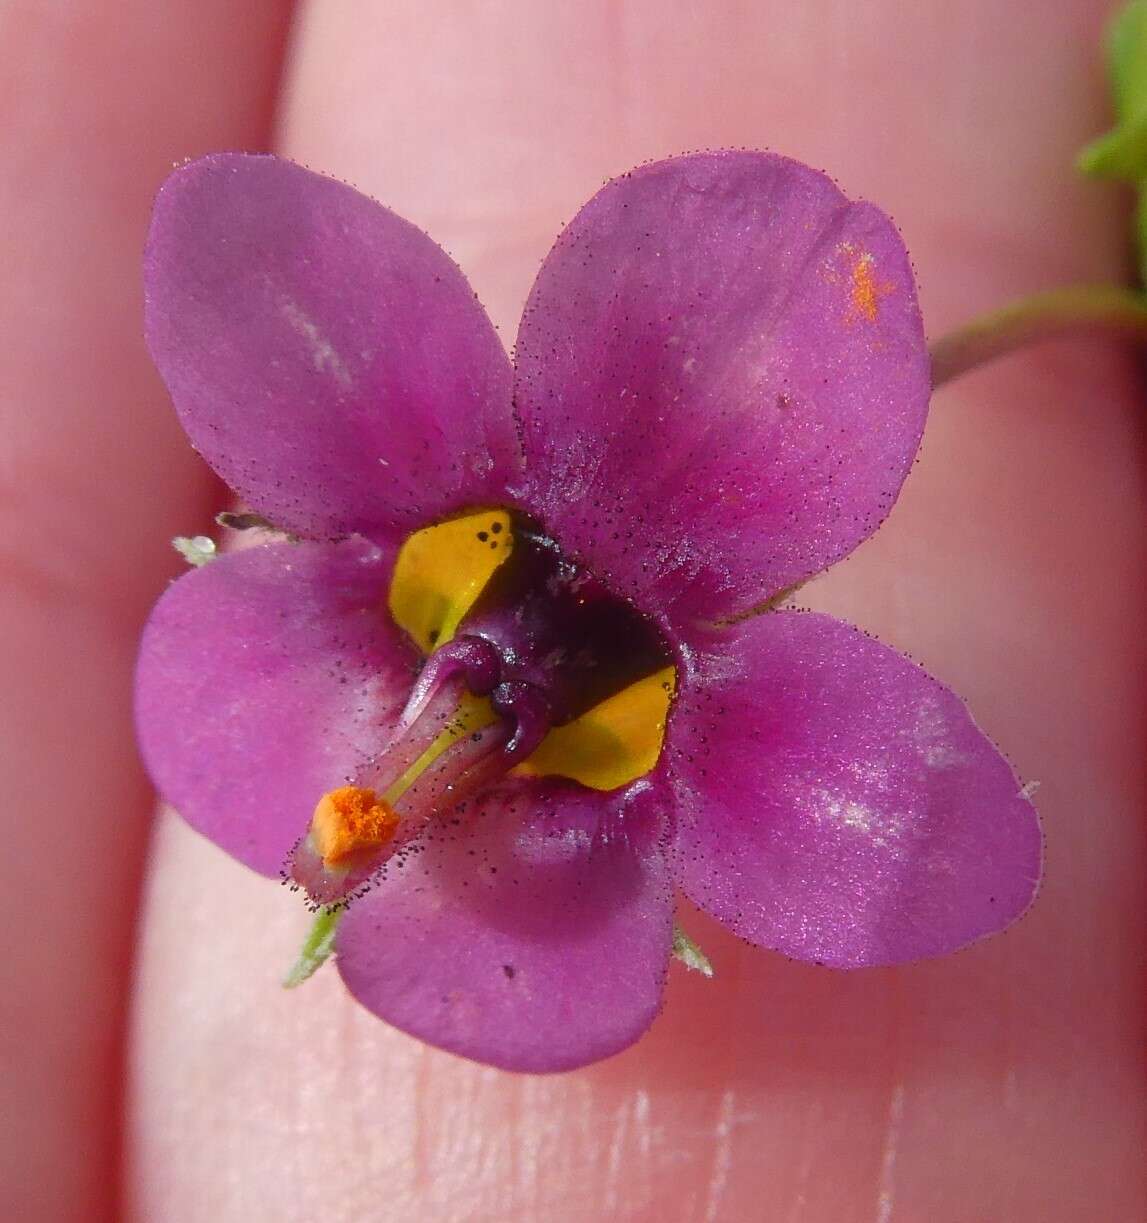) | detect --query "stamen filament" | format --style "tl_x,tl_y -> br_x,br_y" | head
371,675 -> 472,784
379,695 -> 497,807
392,713 -> 511,826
